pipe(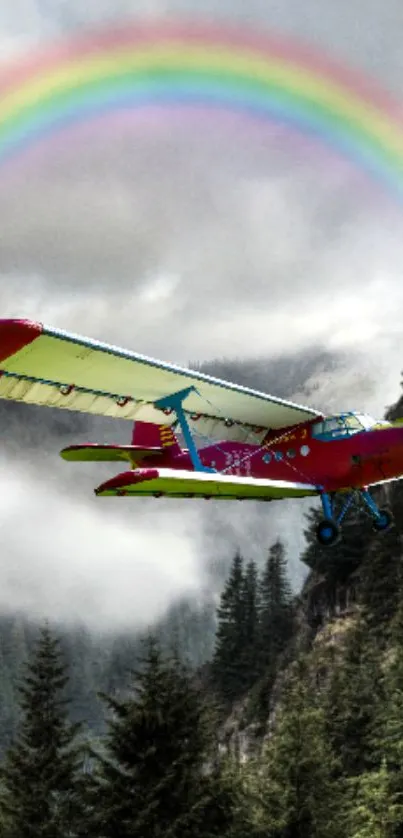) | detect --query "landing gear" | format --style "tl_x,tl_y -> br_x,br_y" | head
372,506 -> 393,533
316,489 -> 394,547
316,492 -> 343,547
360,490 -> 393,534
316,519 -> 340,547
